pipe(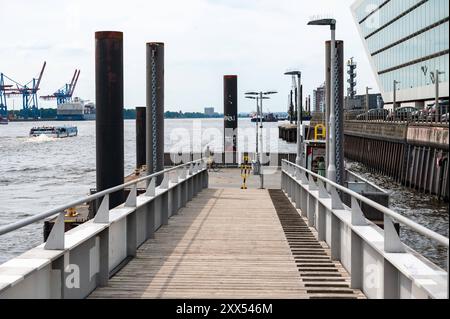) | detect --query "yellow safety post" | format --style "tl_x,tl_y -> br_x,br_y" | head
240,155 -> 252,190
65,207 -> 78,218
314,124 -> 326,140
